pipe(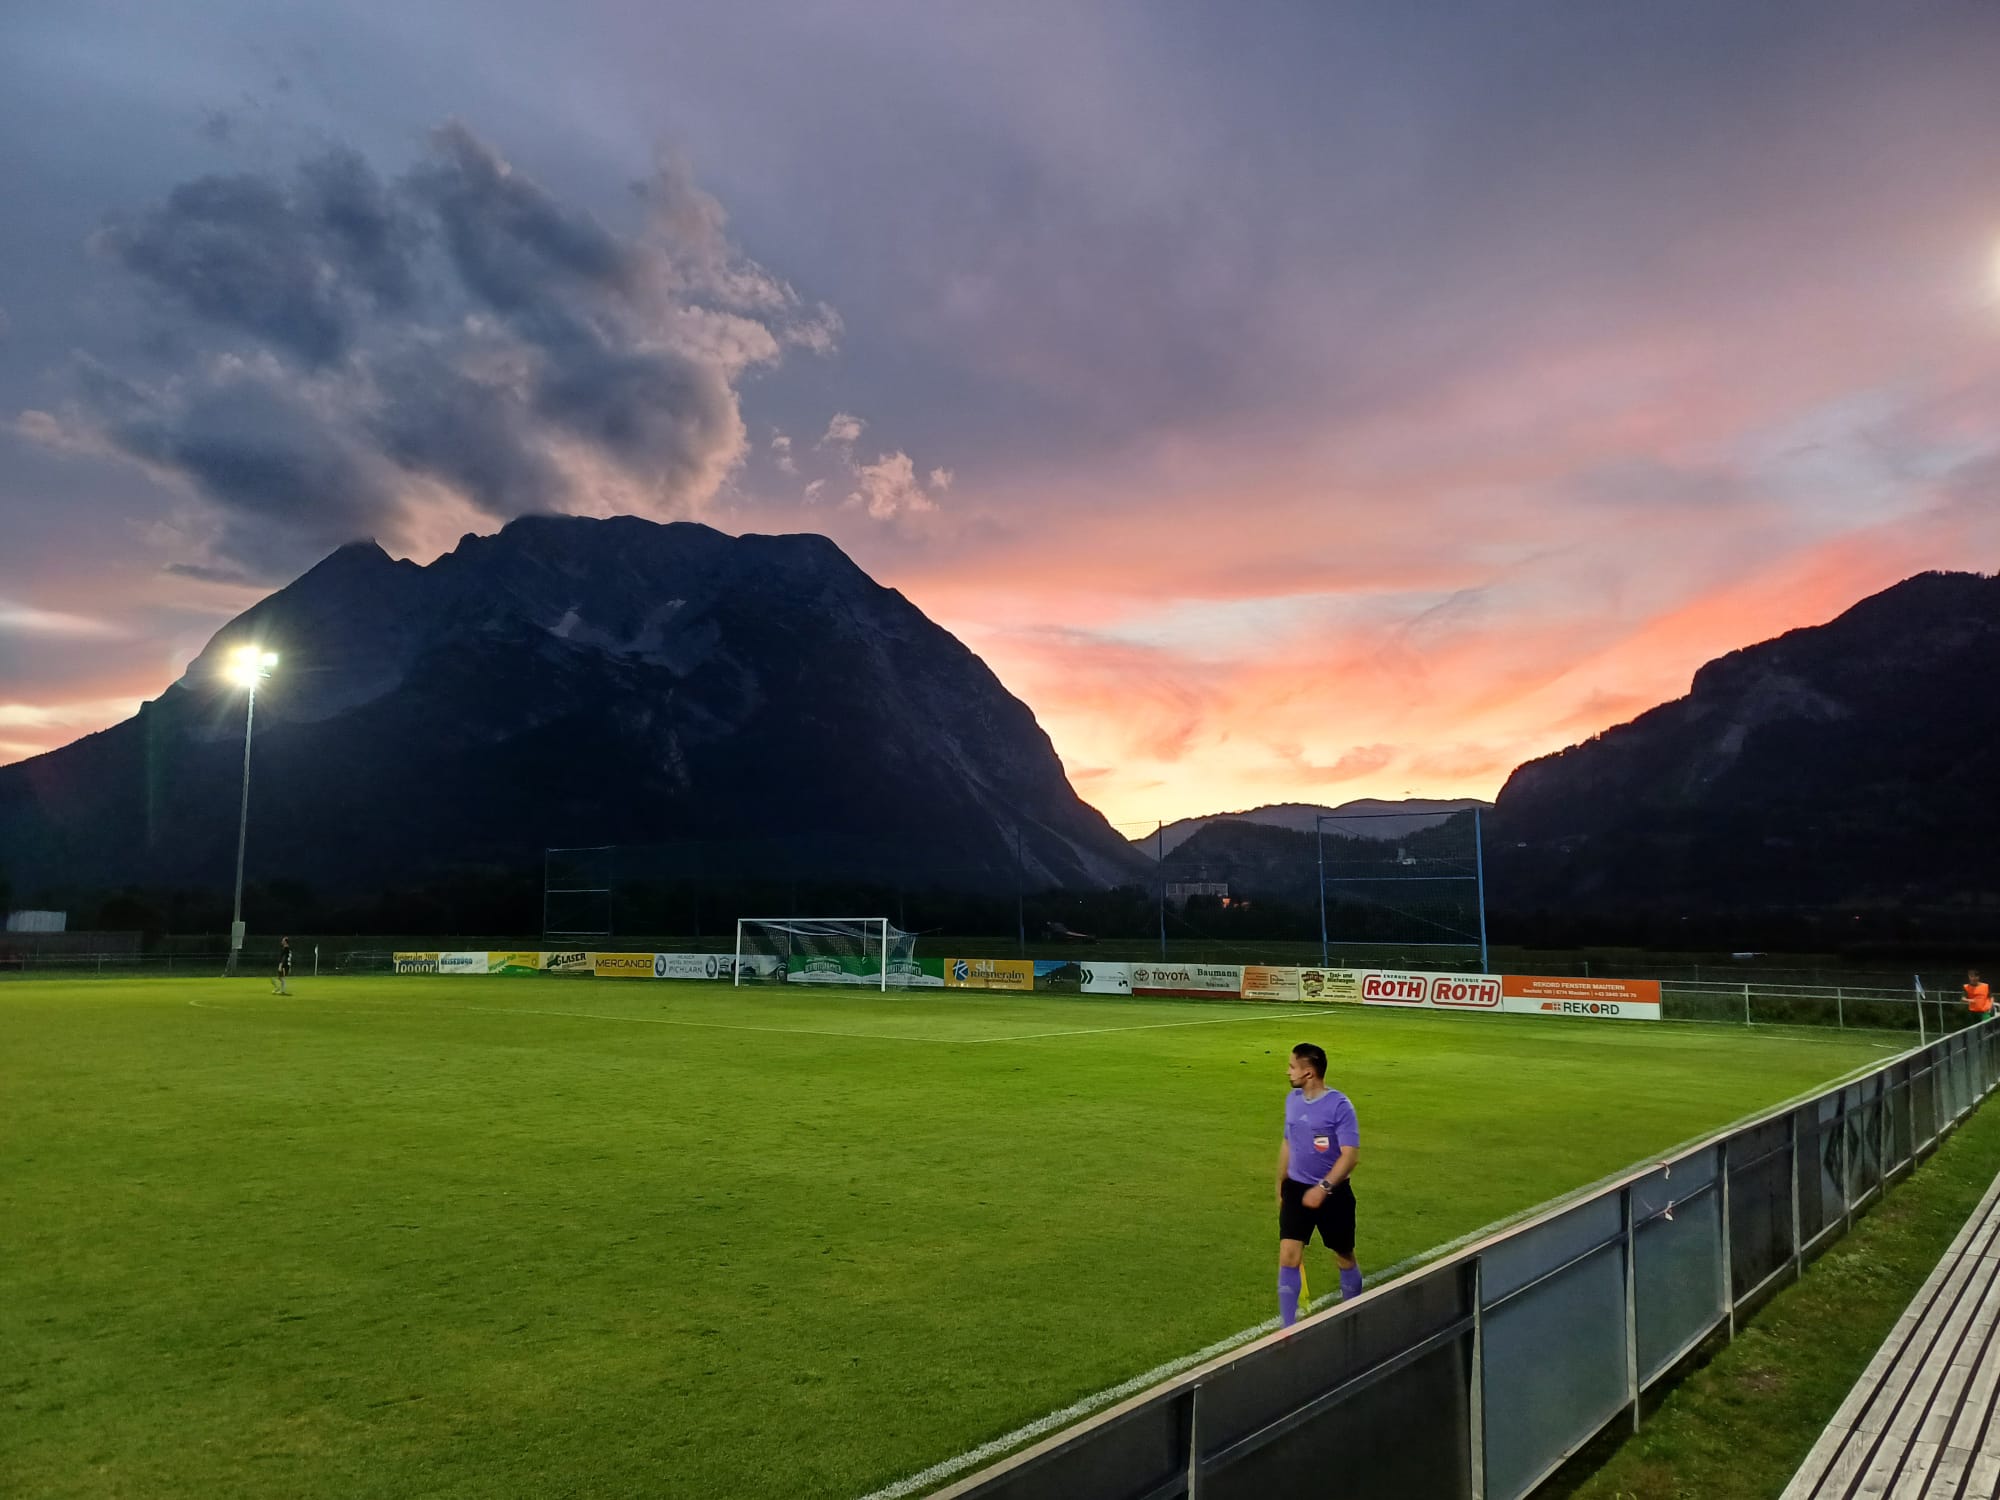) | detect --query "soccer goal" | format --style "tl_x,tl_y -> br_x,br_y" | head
733,917 -> 918,990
